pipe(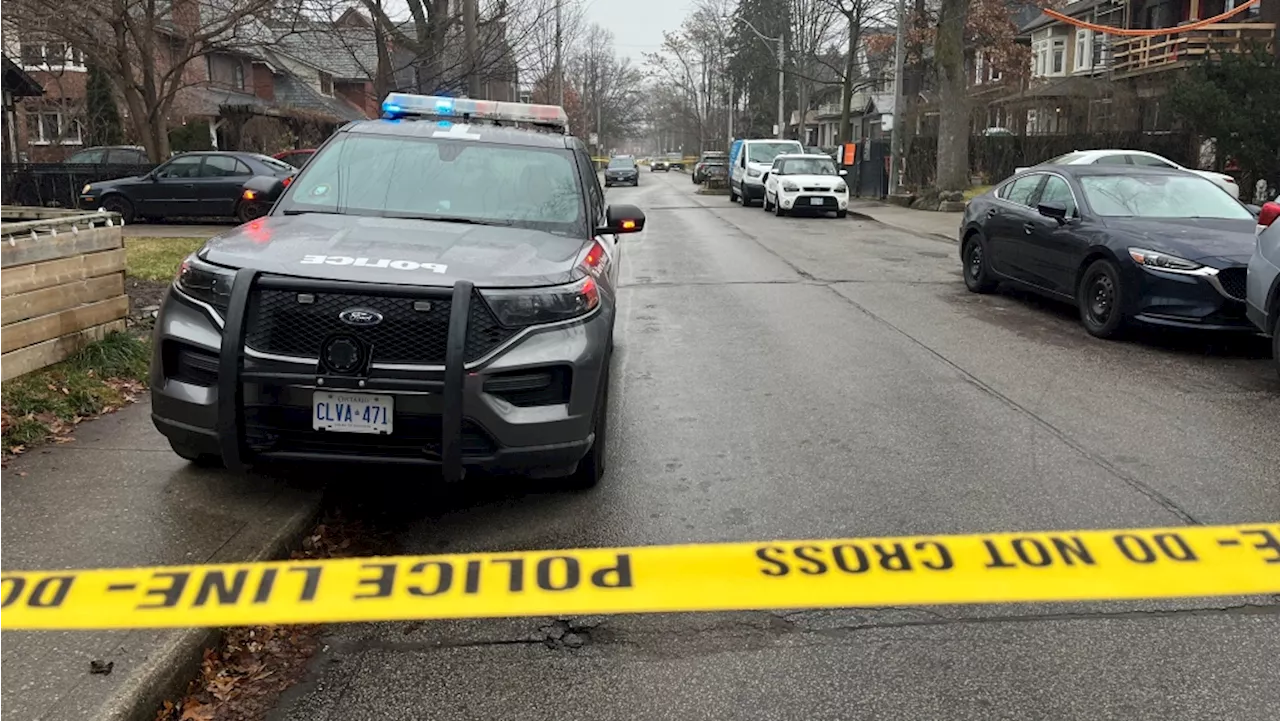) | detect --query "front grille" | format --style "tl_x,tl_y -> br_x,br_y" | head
802,186 -> 833,192
244,404 -> 496,459
244,288 -> 518,365
1215,267 -> 1247,301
